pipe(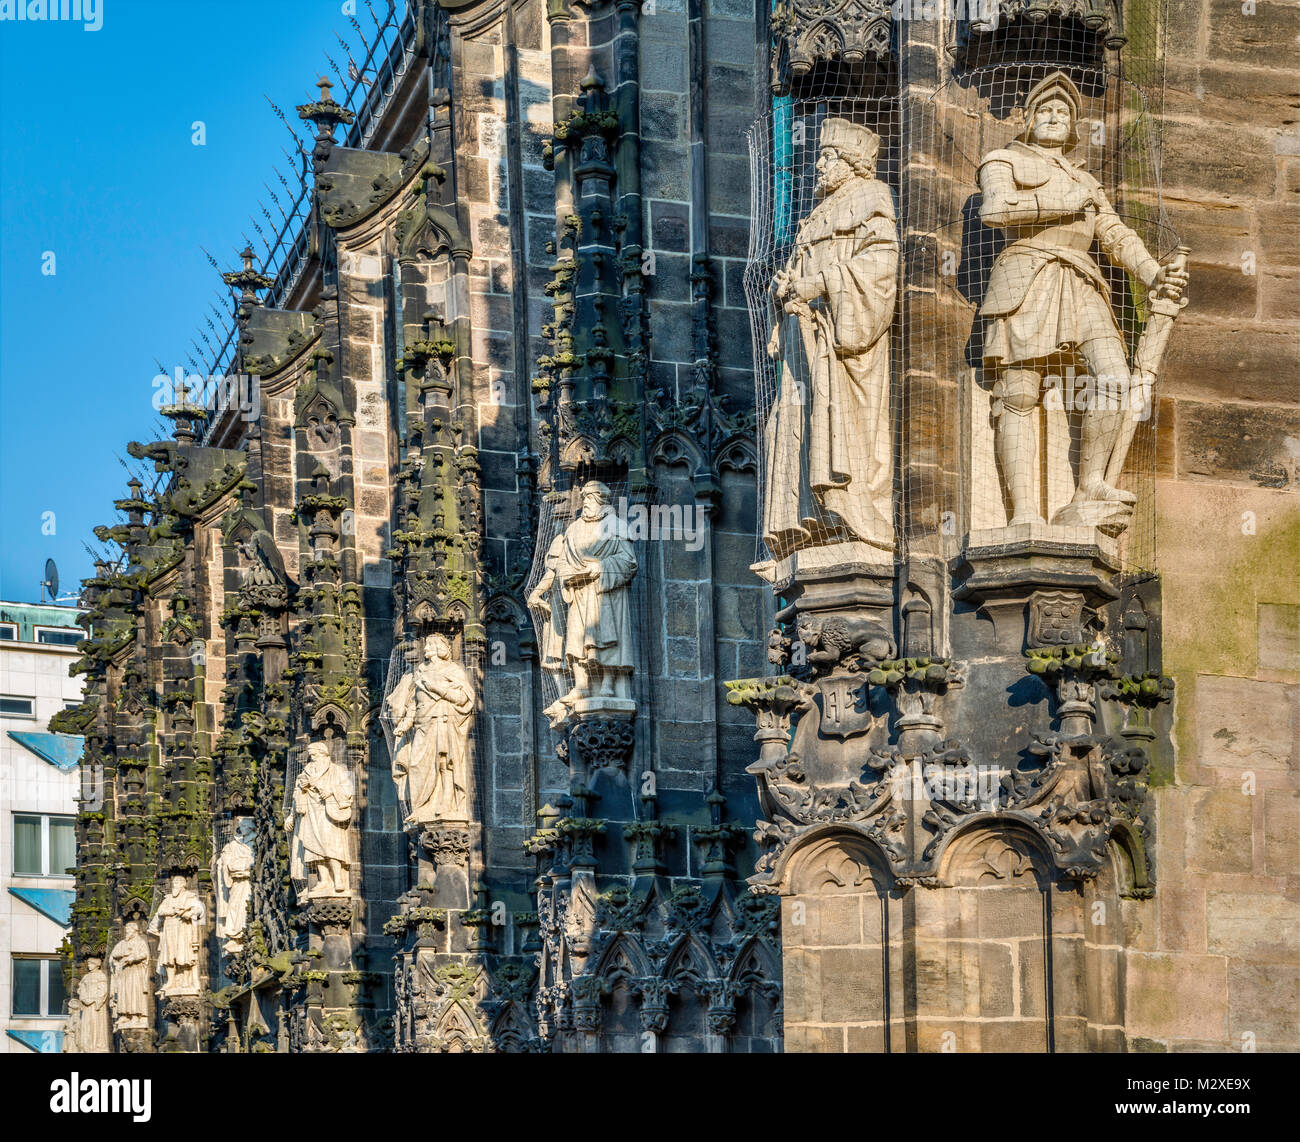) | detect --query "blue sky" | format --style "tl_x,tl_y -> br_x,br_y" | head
0,0 -> 396,603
